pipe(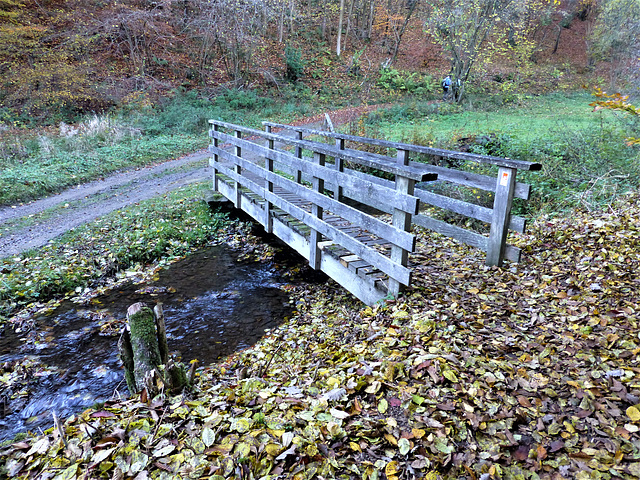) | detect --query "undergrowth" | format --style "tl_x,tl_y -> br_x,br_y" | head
360,93 -> 640,214
0,89 -> 317,206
